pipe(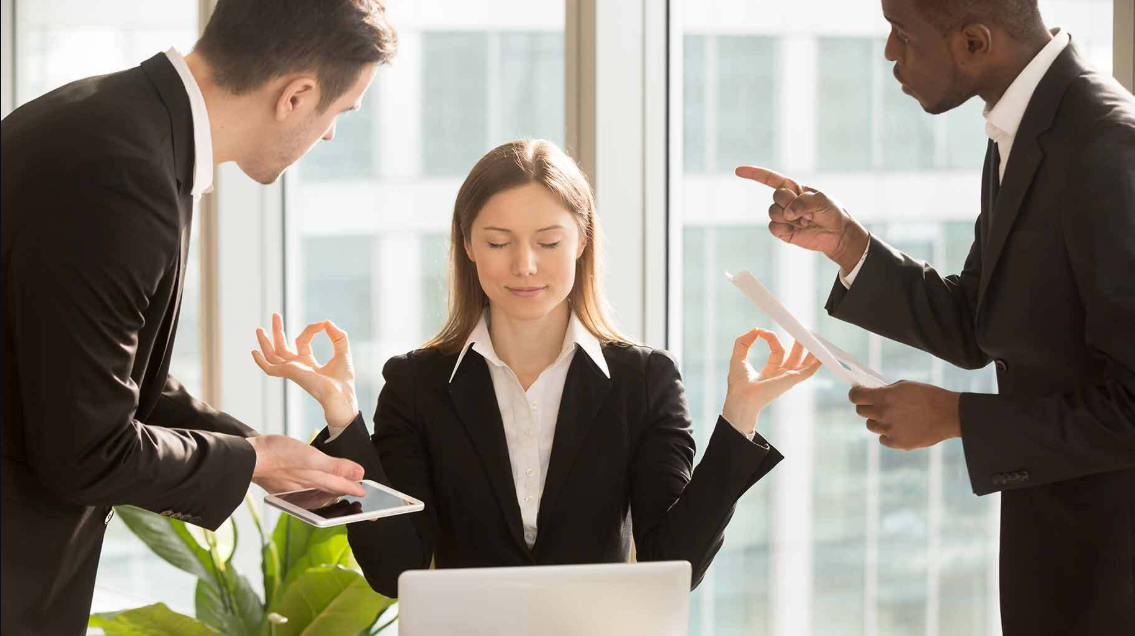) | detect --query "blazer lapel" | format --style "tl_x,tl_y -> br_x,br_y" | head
976,42 -> 1087,312
448,351 -> 529,554
977,135 -> 1042,308
536,349 -> 613,532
